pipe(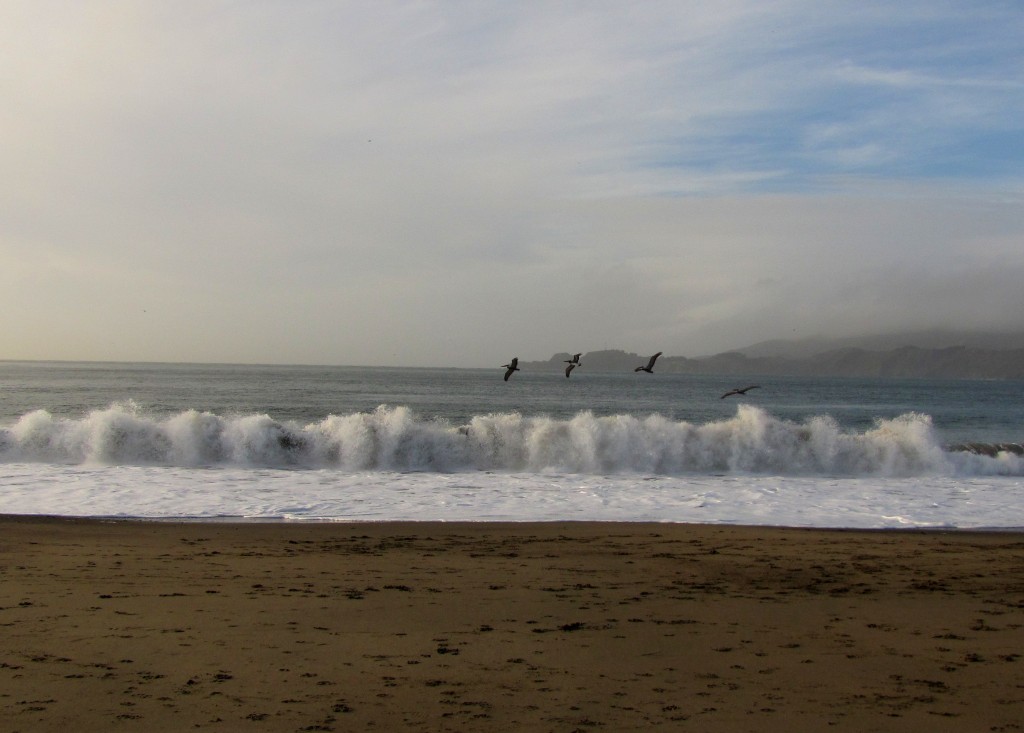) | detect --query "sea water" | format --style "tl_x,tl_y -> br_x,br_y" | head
1,361 -> 1022,528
